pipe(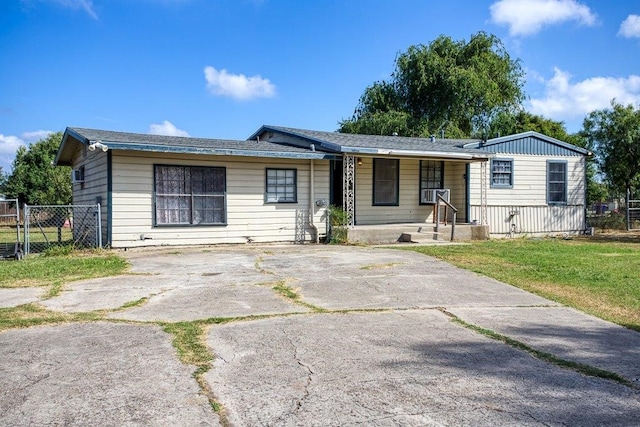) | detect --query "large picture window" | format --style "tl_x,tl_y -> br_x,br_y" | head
266,168 -> 297,203
547,161 -> 567,205
154,165 -> 226,225
491,158 -> 513,188
373,158 -> 399,206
